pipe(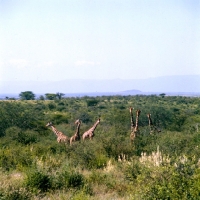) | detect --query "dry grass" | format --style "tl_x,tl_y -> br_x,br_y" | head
0,171 -> 24,186
139,146 -> 170,167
